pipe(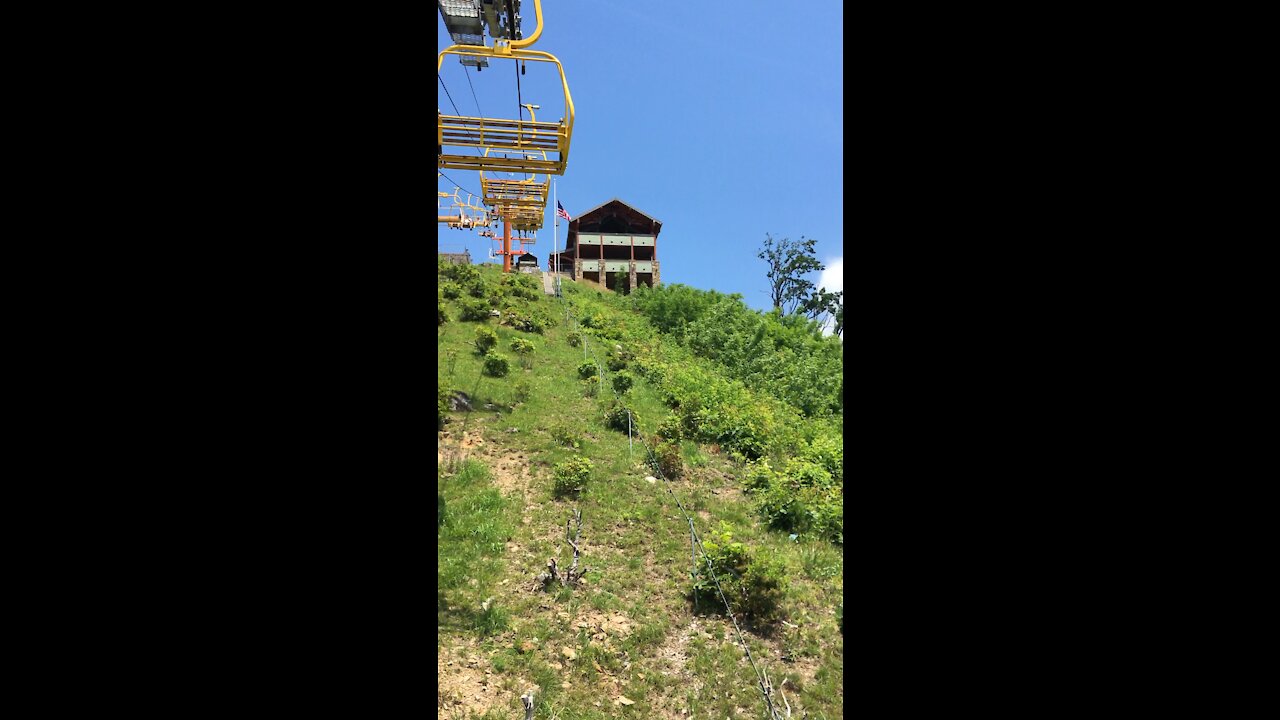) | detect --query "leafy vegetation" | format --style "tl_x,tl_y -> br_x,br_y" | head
611,370 -> 634,394
652,439 -> 684,480
474,325 -> 498,354
552,456 -> 593,497
757,233 -> 823,315
458,297 -> 490,322
437,262 -> 842,718
603,402 -> 639,433
692,525 -> 788,627
482,351 -> 510,377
